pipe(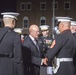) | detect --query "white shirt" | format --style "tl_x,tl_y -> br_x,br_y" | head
29,35 -> 36,45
